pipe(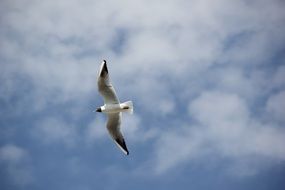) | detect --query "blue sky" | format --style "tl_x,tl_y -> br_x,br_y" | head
1,0 -> 285,189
